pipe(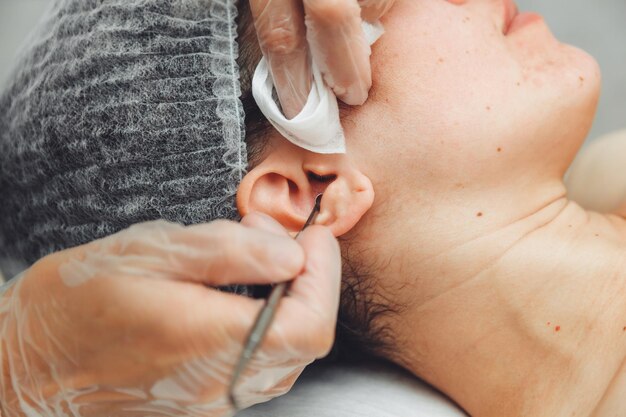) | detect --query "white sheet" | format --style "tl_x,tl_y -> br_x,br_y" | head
238,360 -> 467,417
